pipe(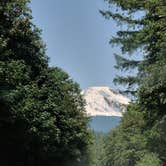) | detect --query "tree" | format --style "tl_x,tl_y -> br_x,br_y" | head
0,1 -> 91,165
101,0 -> 166,96
102,106 -> 147,166
2,67 -> 91,166
101,0 -> 166,165
136,153 -> 162,166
